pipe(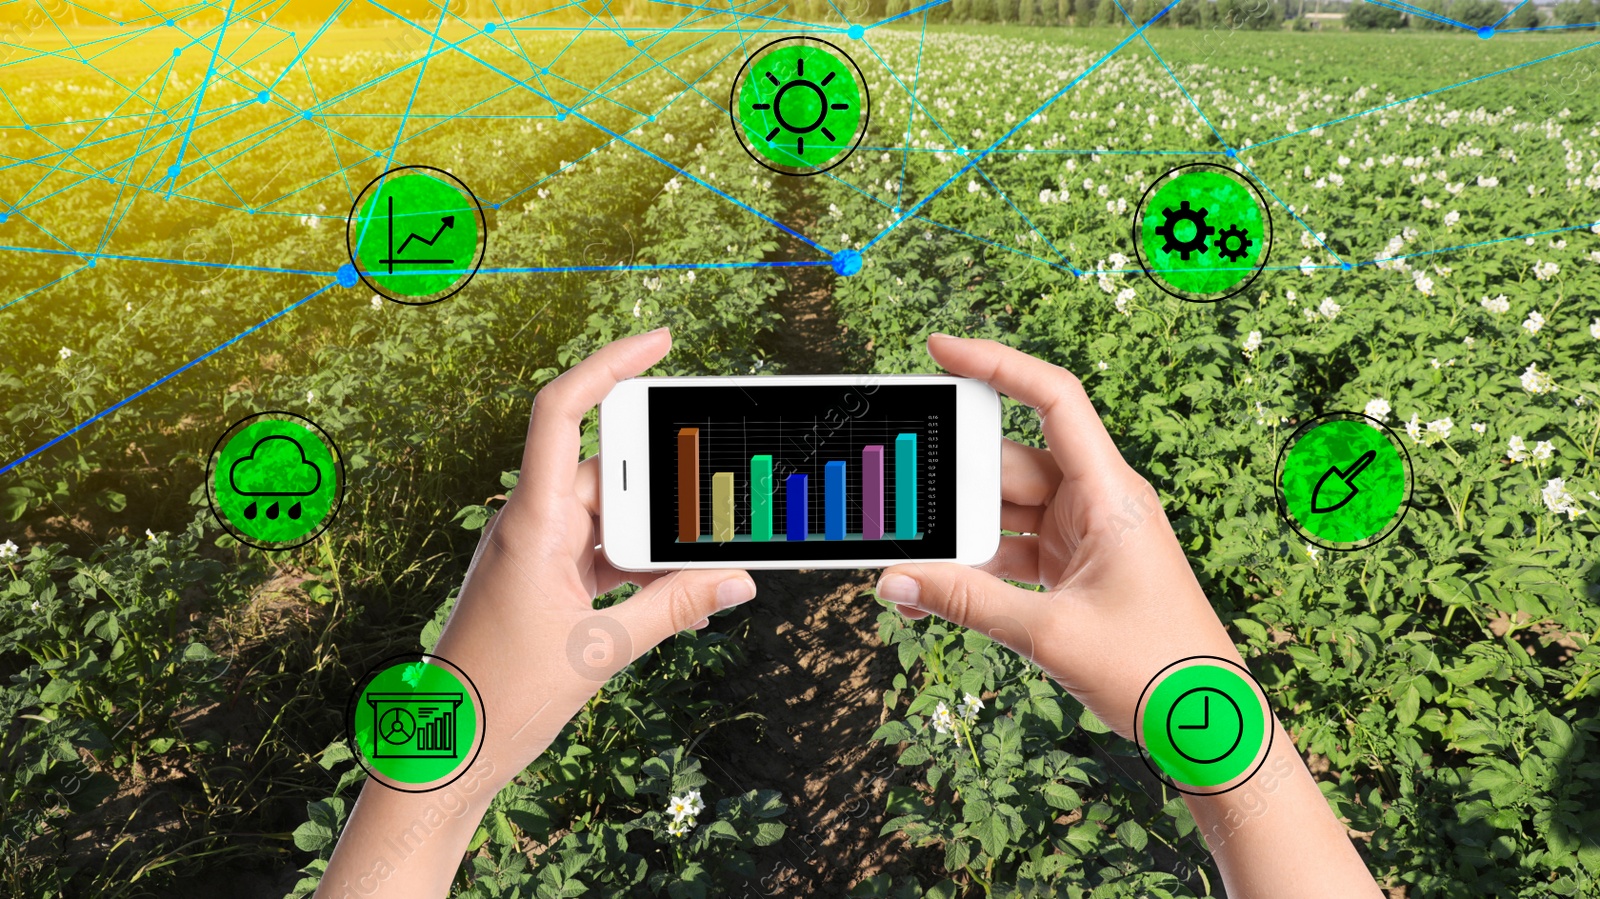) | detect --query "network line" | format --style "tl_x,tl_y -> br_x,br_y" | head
1,0 -> 1596,478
